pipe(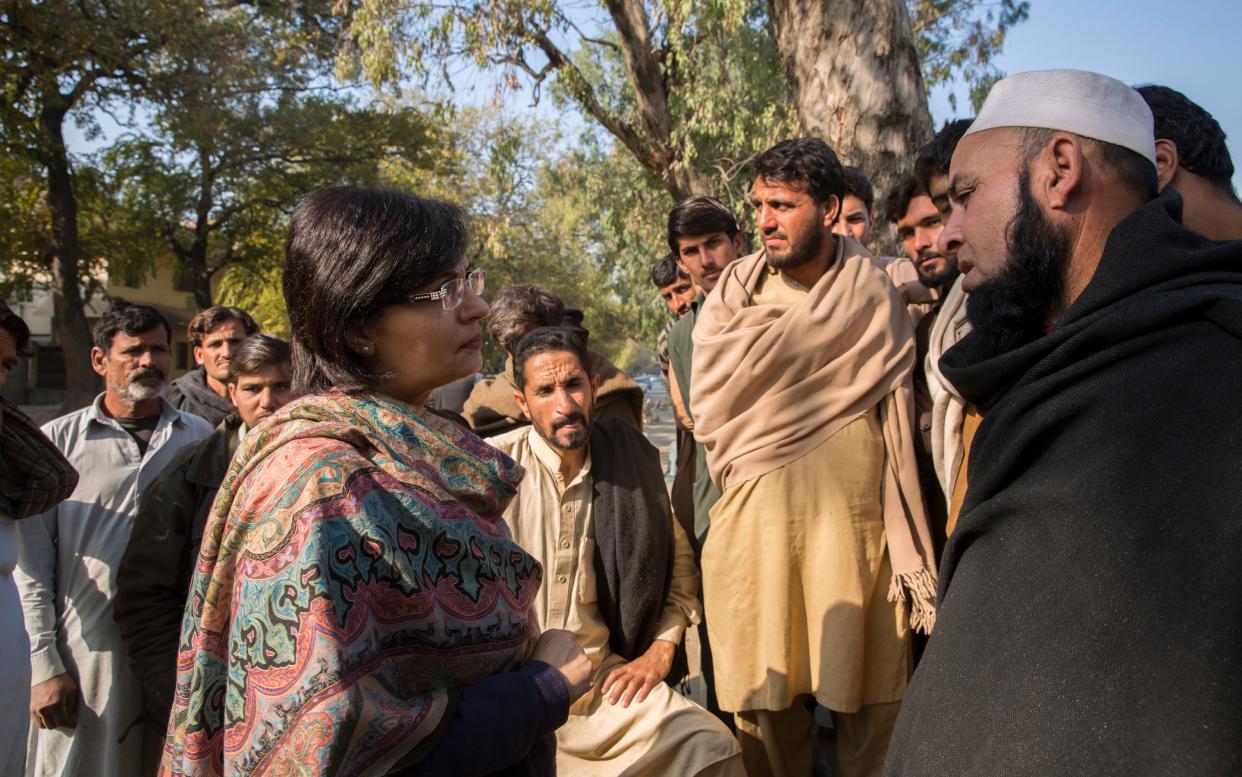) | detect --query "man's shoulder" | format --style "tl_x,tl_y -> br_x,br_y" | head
171,407 -> 215,439
40,401 -> 99,446
486,425 -> 530,458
